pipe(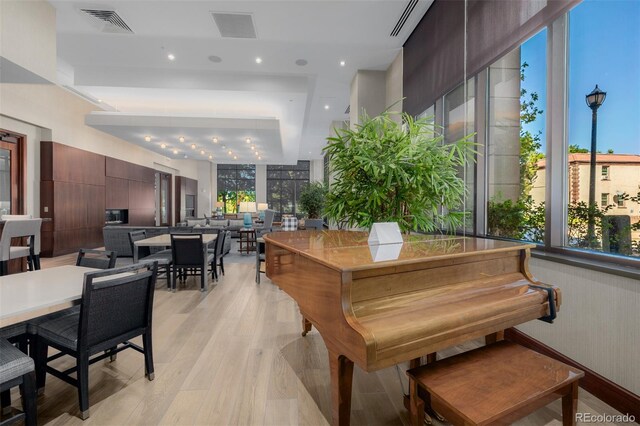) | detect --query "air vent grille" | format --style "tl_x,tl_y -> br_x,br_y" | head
211,12 -> 257,39
390,0 -> 419,37
79,8 -> 134,34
